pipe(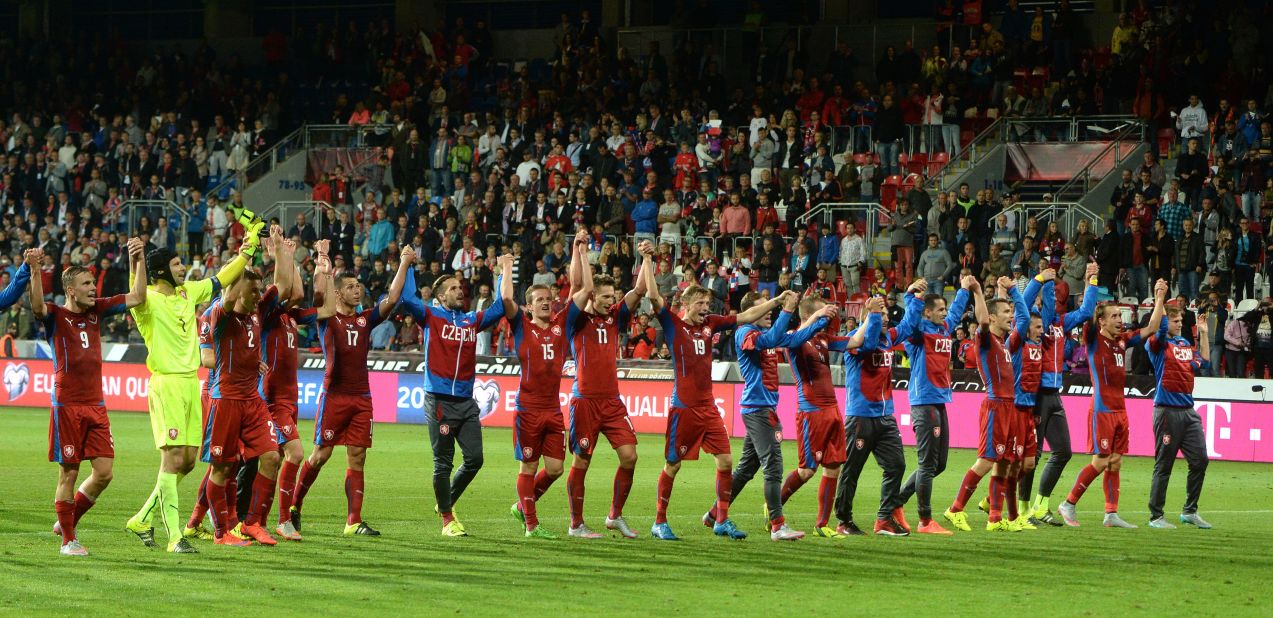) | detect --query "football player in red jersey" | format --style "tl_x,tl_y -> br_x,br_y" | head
644,261 -> 793,541
943,276 -> 1028,532
1057,279 -> 1167,528
562,233 -> 652,539
503,252 -> 571,538
32,240 -> 147,556
290,241 -> 414,537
